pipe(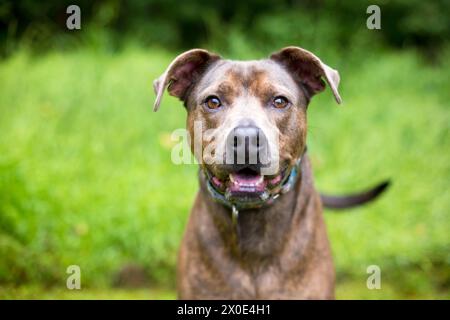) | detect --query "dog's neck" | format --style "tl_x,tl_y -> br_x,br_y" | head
198,156 -> 317,263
